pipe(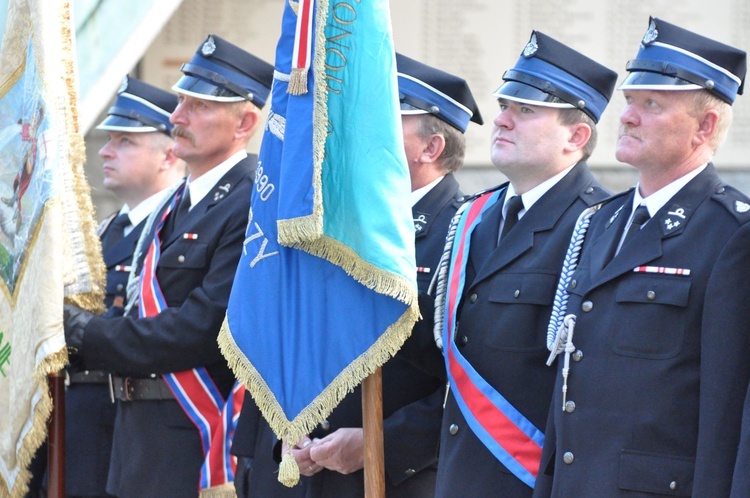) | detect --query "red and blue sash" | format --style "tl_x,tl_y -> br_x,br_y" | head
442,189 -> 545,489
139,183 -> 241,494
